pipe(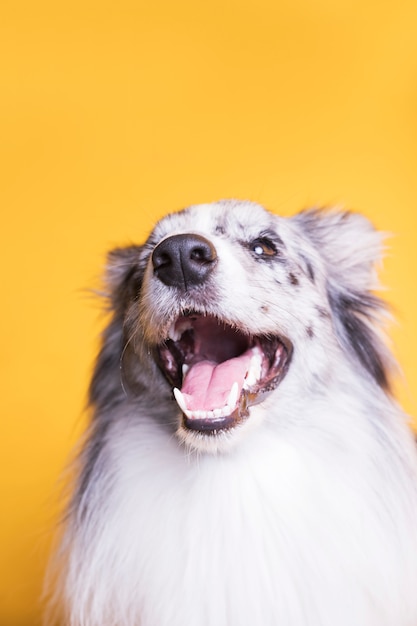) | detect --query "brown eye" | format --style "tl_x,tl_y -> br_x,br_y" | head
250,238 -> 277,258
